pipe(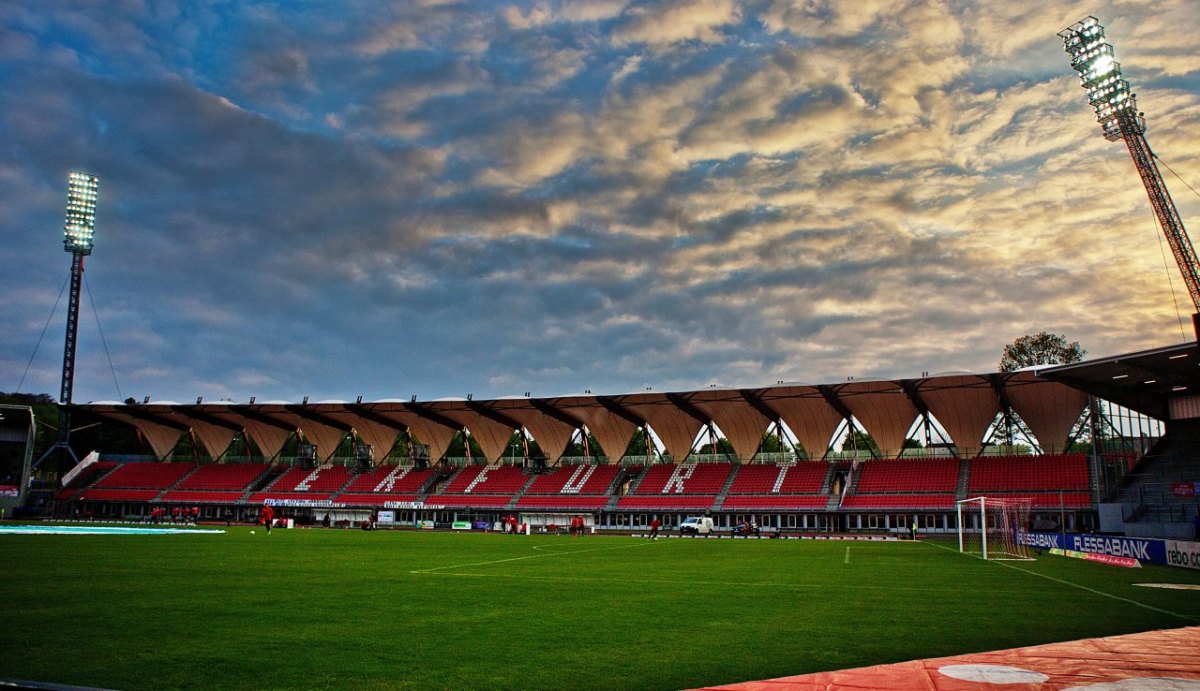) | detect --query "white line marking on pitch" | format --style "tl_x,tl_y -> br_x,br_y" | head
844,546 -> 850,564
922,540 -> 1198,622
406,570 -> 1039,594
995,561 -> 1197,622
409,540 -> 654,574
